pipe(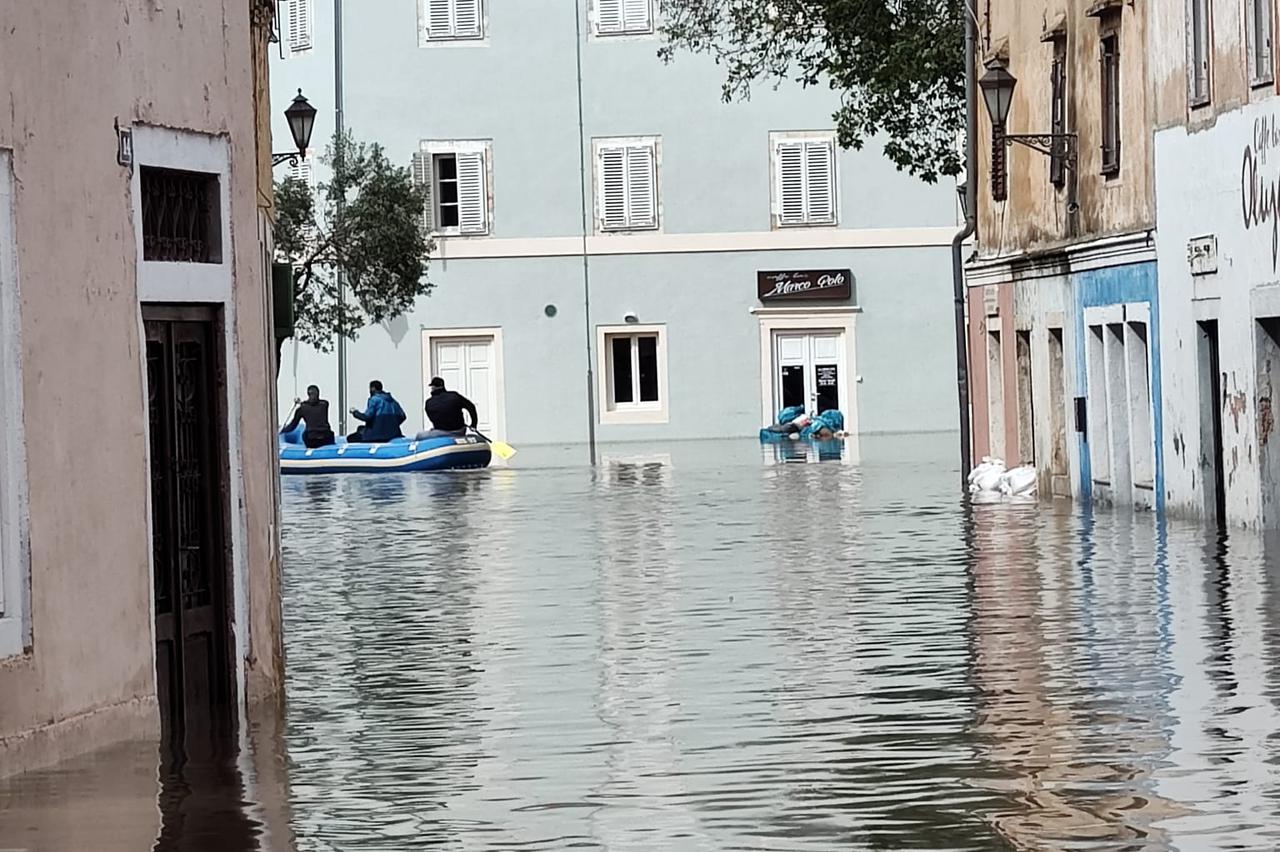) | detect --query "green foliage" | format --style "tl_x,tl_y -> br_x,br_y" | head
657,0 -> 965,183
274,132 -> 434,352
